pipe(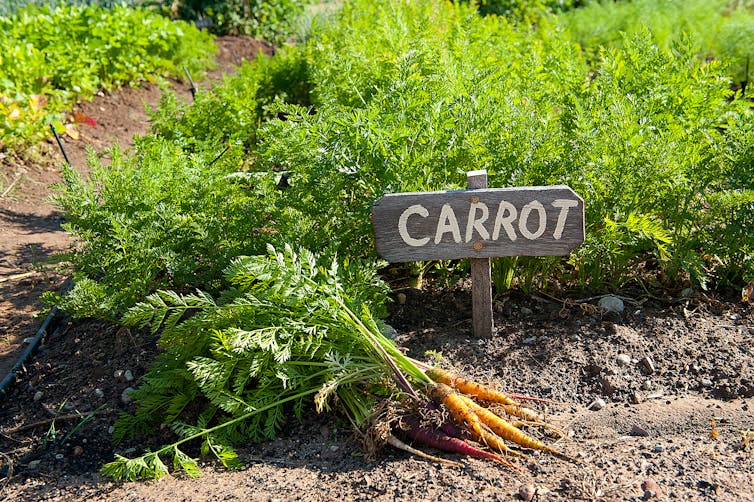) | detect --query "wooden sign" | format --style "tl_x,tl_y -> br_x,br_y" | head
372,184 -> 584,263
